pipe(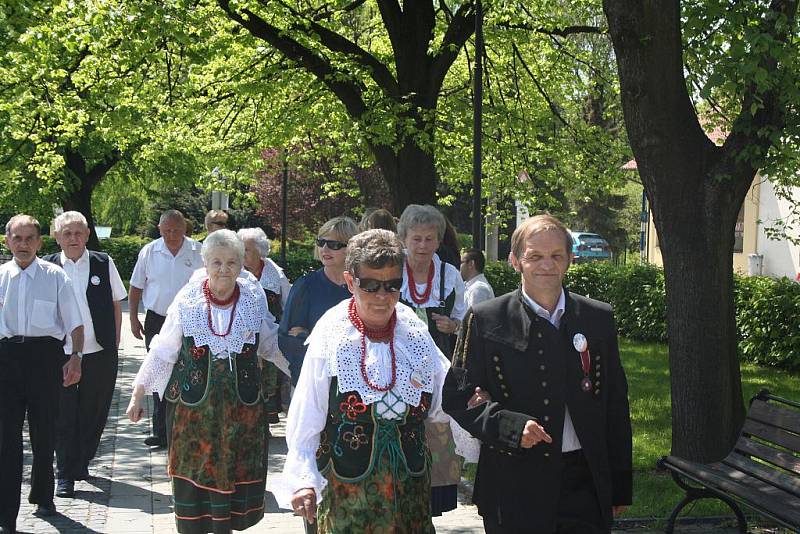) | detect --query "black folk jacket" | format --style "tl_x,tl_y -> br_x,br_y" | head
443,288 -> 632,532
